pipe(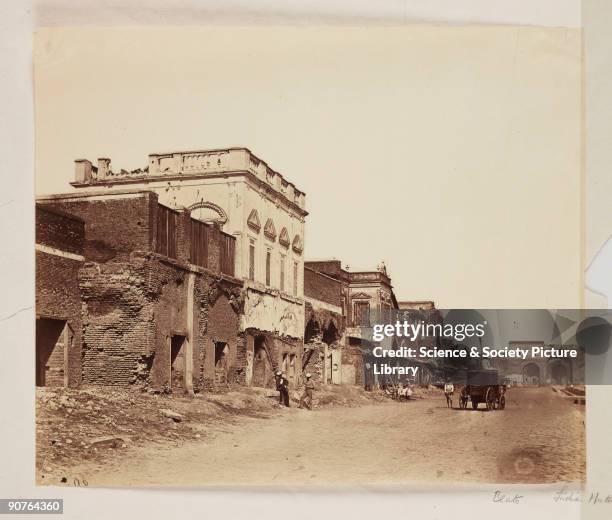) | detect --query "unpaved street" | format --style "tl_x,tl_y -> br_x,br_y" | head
74,387 -> 584,487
